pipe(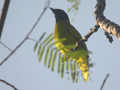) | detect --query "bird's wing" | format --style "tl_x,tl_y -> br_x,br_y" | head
67,24 -> 82,41
66,24 -> 88,50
